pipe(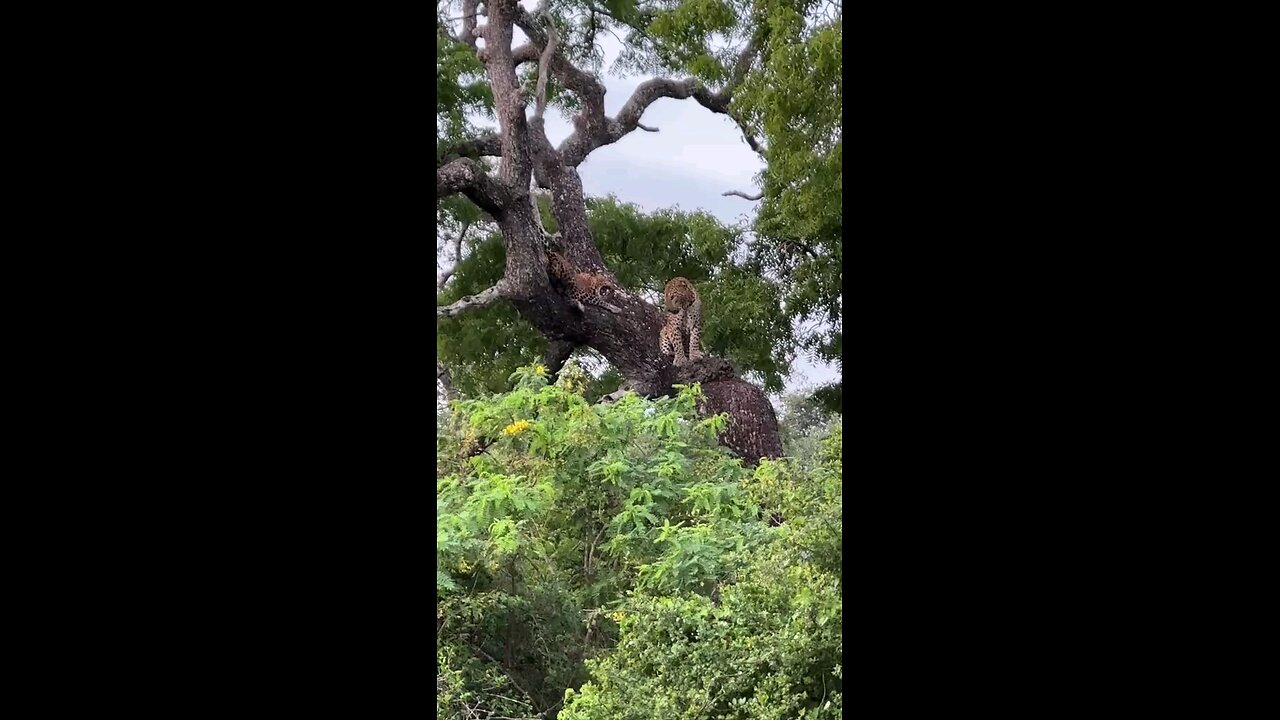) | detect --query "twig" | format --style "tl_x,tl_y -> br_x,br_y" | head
471,647 -> 538,712
583,524 -> 606,578
722,189 -> 763,201
478,691 -> 533,708
463,435 -> 495,458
